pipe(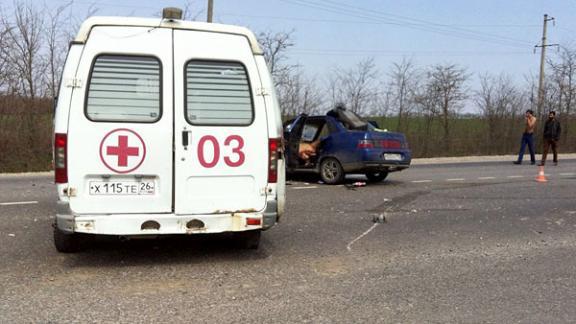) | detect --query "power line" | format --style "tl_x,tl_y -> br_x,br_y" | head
314,0 -> 534,45
290,48 -> 530,57
279,0 -> 533,48
220,13 -> 540,28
